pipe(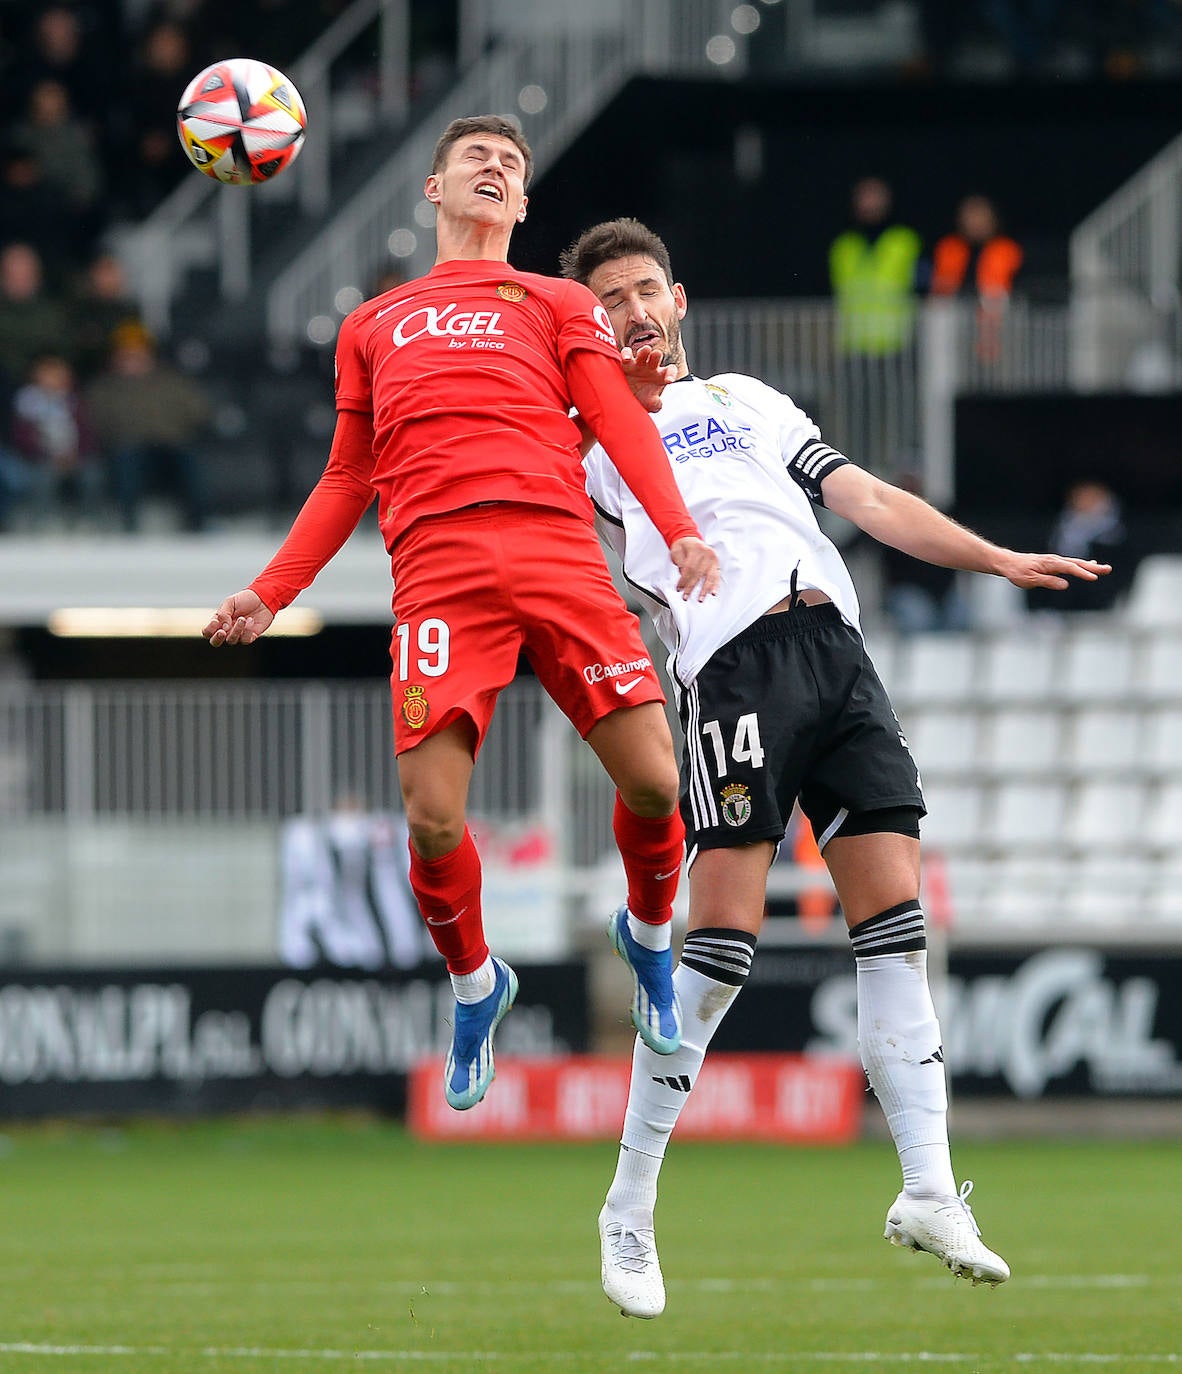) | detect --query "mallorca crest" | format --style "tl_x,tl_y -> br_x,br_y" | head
401,684 -> 430,729
497,282 -> 527,302
720,782 -> 751,827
